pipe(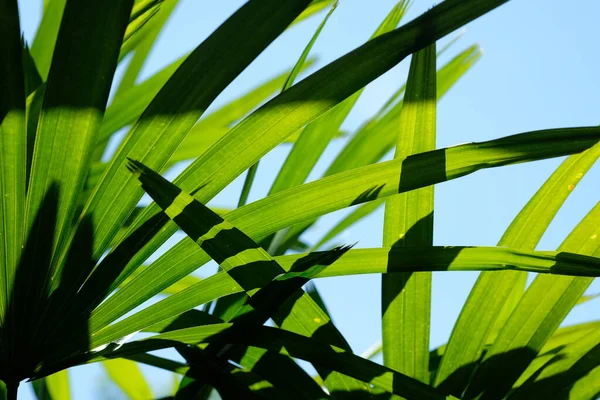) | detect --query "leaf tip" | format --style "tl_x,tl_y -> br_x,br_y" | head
126,158 -> 143,178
